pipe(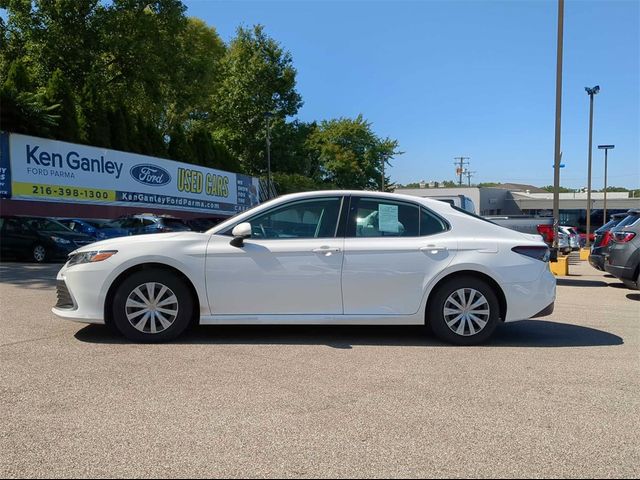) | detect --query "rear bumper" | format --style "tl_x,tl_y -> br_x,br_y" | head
502,268 -> 556,322
605,263 -> 635,281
